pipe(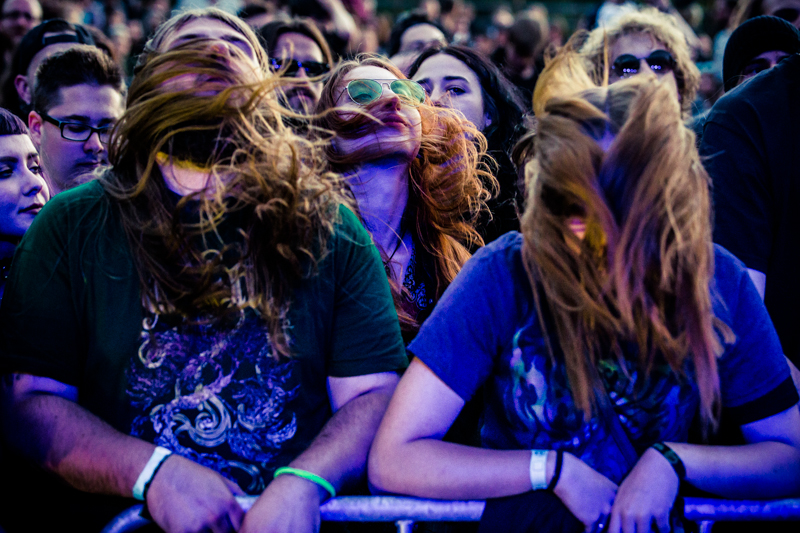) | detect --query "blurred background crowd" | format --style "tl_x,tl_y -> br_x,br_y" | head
0,0 -> 797,119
